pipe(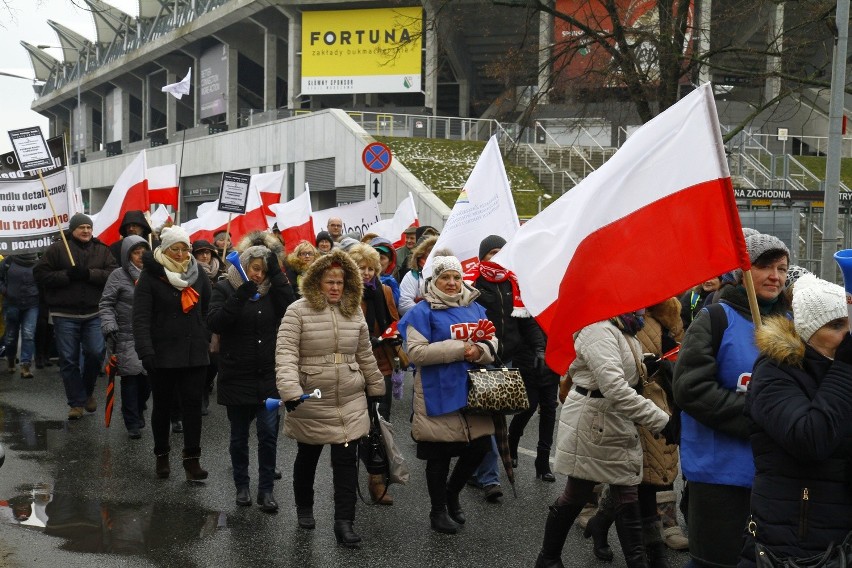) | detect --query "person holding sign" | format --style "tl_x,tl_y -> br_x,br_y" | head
33,213 -> 117,420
